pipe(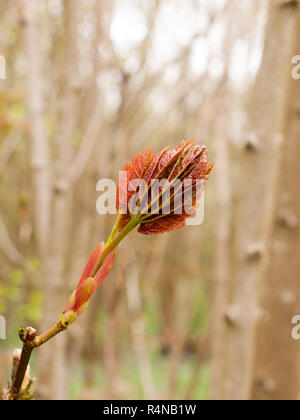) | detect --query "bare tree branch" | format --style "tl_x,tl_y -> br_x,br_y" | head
0,216 -> 38,286
0,133 -> 21,175
24,0 -> 51,257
